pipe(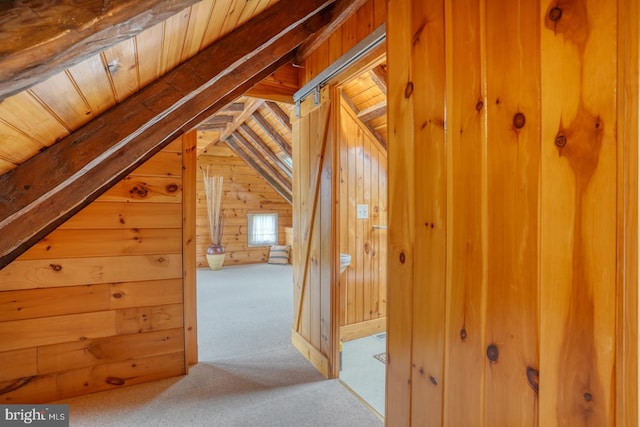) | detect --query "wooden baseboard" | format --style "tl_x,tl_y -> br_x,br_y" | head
291,329 -> 330,378
340,317 -> 386,342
